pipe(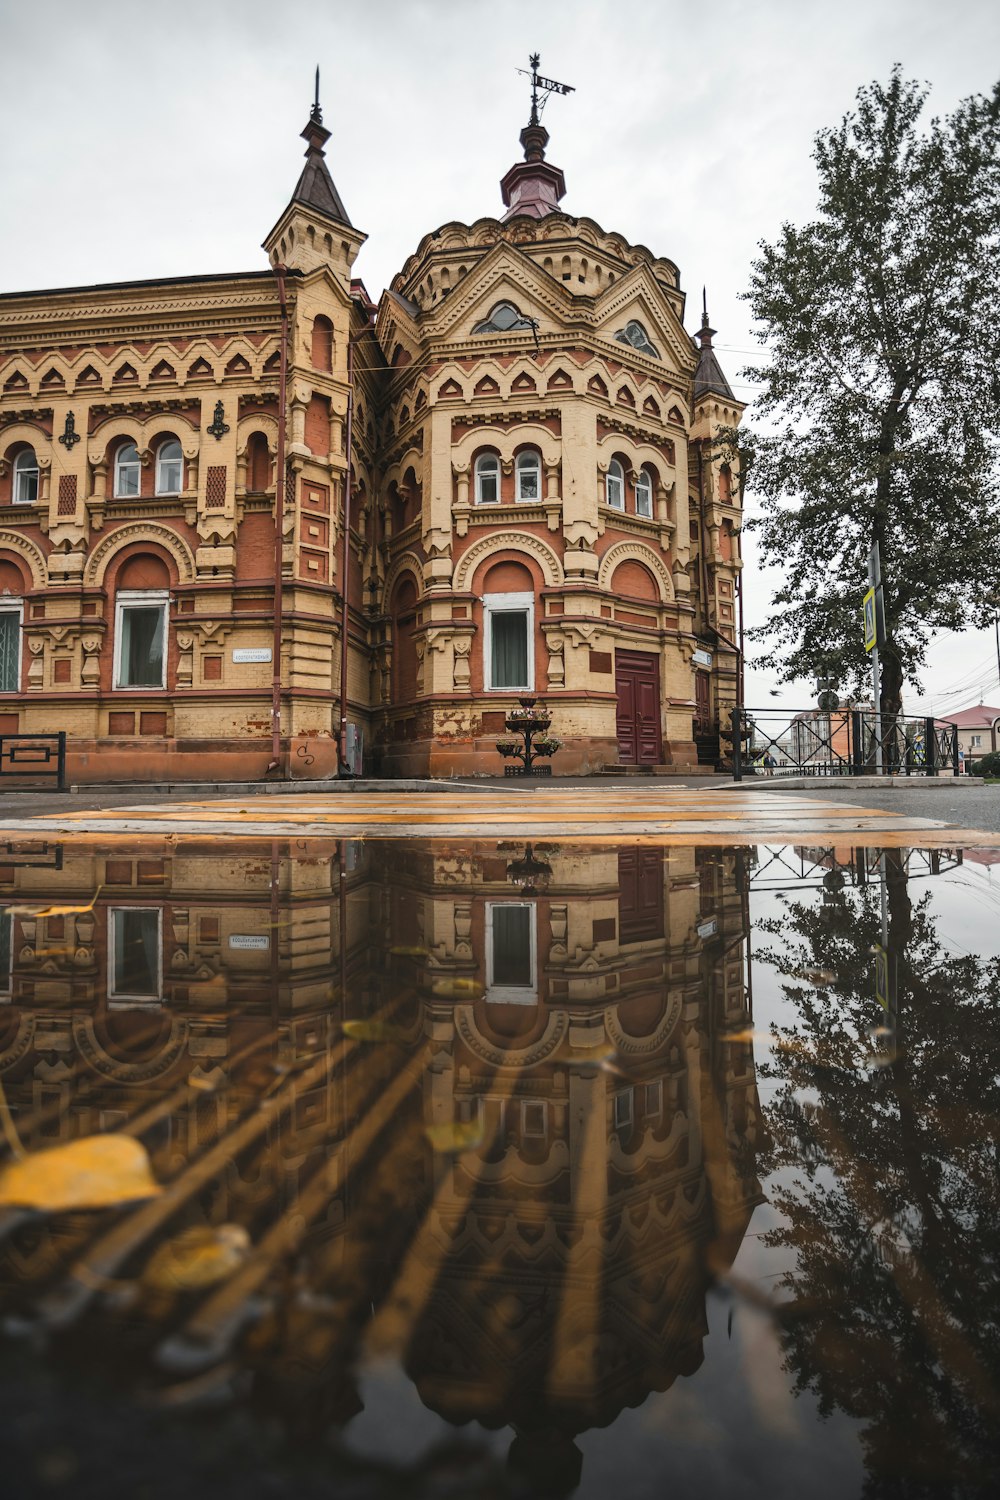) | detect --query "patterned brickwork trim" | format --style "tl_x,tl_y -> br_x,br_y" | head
58,475 -> 77,514
206,465 -> 227,508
